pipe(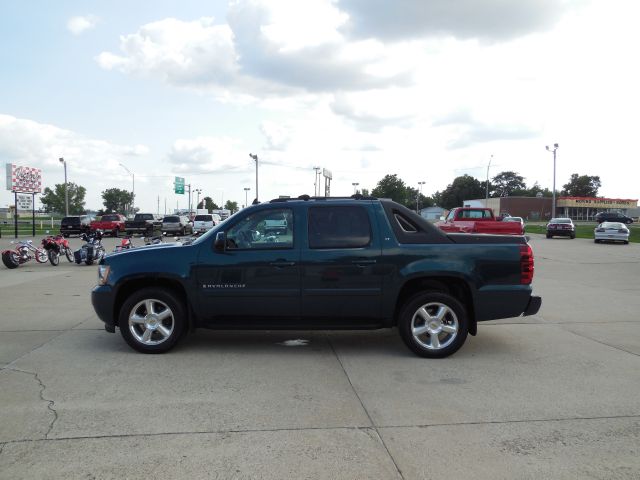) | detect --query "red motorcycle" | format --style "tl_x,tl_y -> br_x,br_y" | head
41,235 -> 74,266
2,240 -> 48,269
